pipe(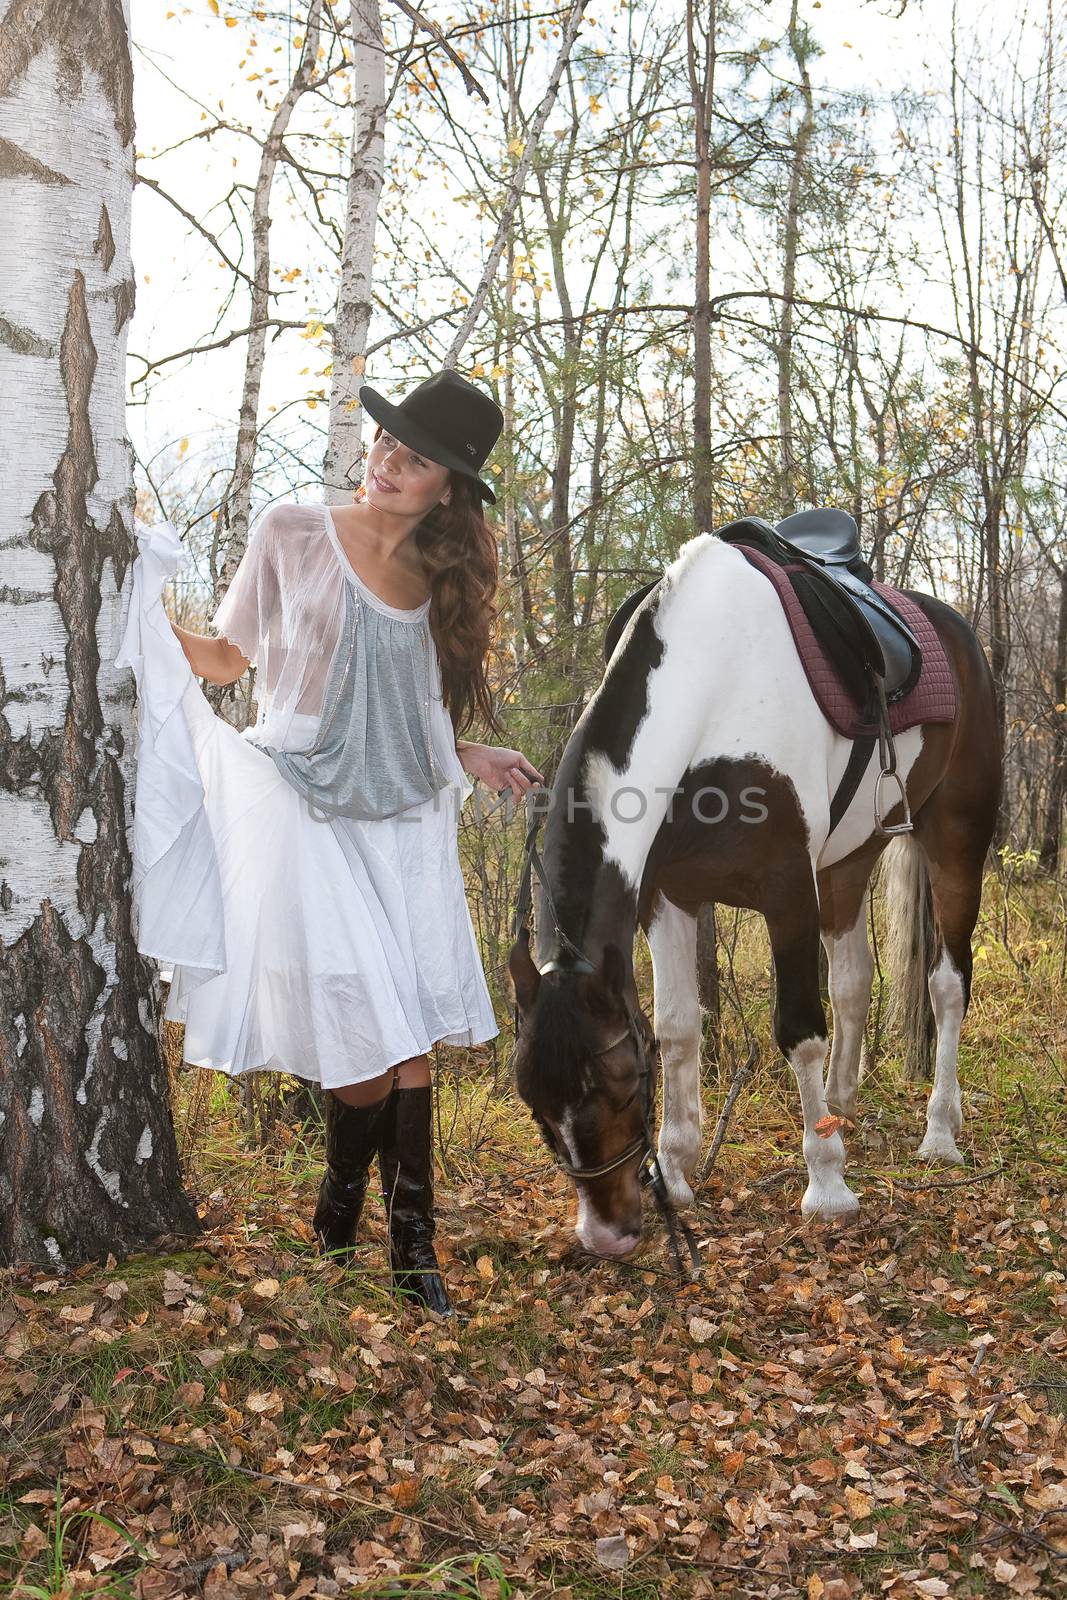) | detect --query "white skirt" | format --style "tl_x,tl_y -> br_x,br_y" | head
115,519 -> 500,1089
